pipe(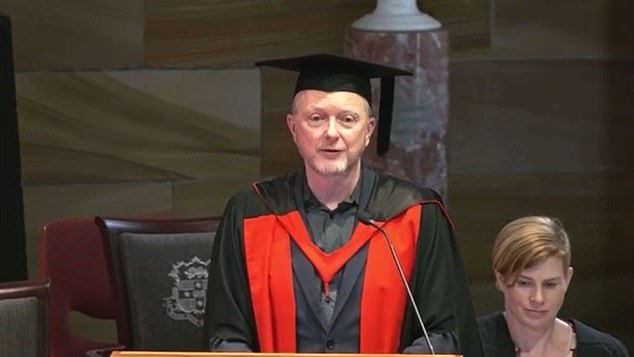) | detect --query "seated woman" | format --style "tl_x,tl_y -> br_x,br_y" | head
478,216 -> 629,357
